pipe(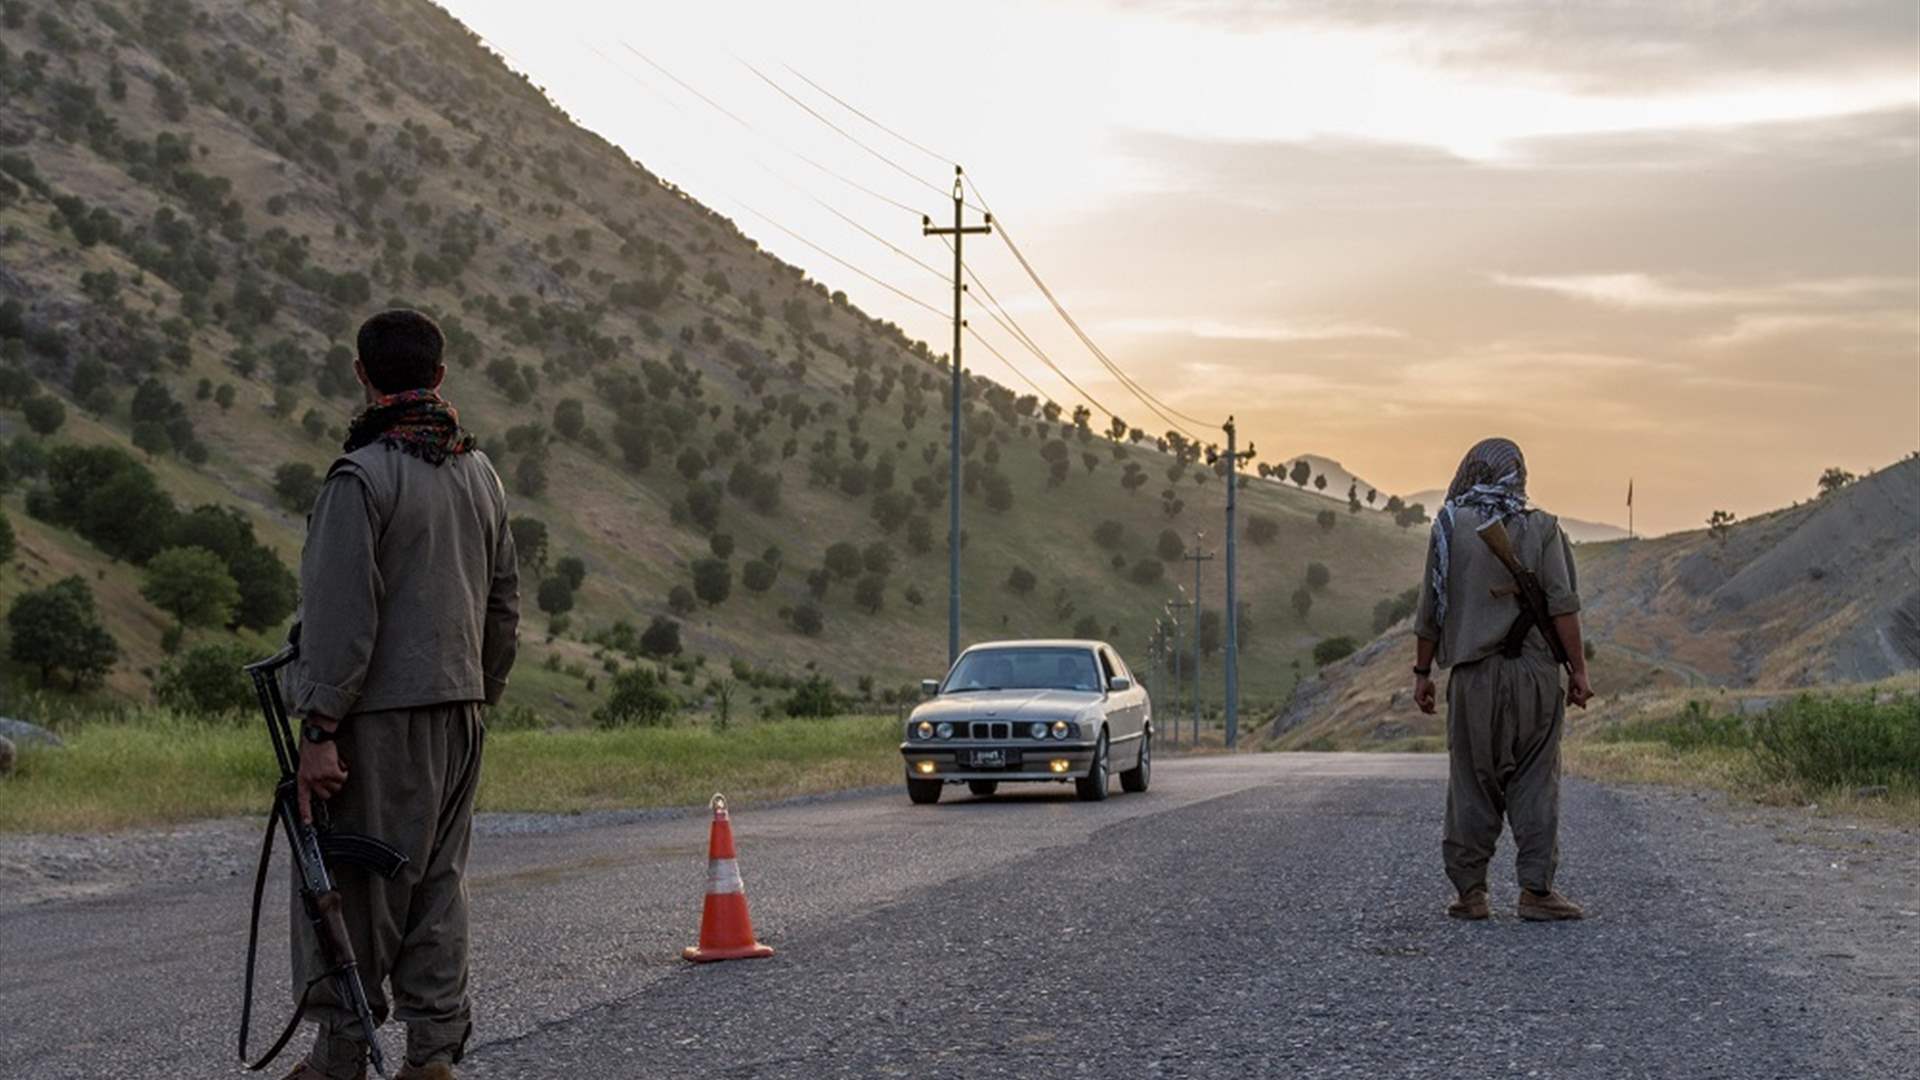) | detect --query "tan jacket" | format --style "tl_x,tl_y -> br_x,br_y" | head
1414,506 -> 1579,670
289,444 -> 519,719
